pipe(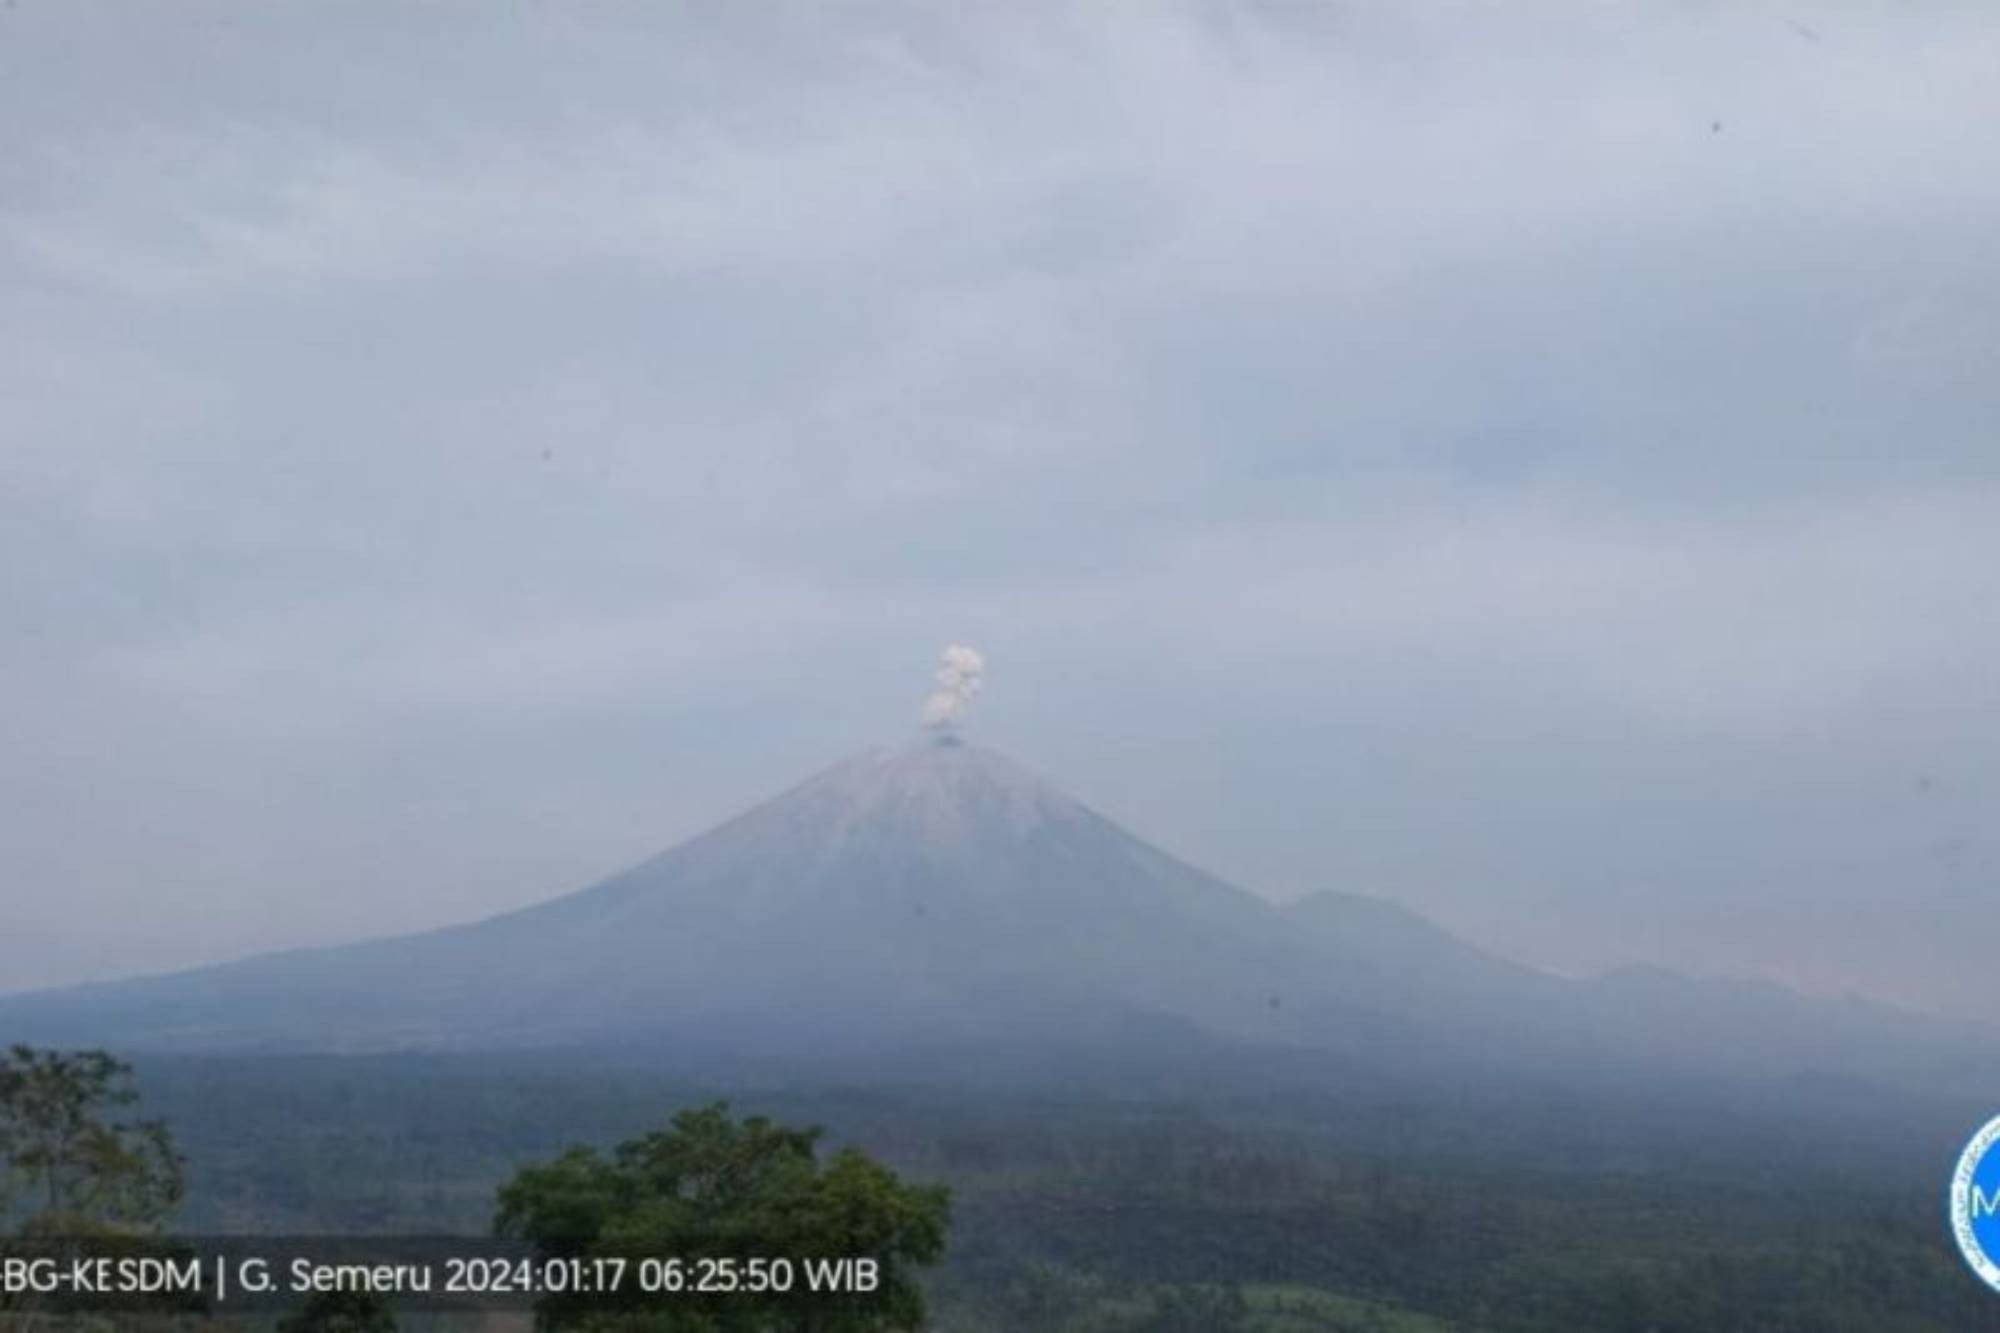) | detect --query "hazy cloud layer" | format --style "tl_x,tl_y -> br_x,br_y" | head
3,1 -> 1996,1017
